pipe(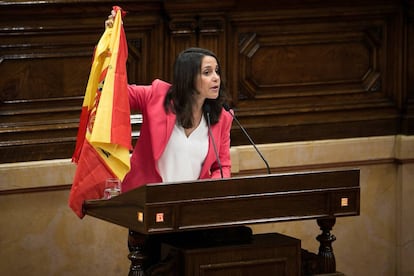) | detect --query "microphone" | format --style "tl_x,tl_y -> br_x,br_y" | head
203,104 -> 224,178
223,103 -> 271,174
